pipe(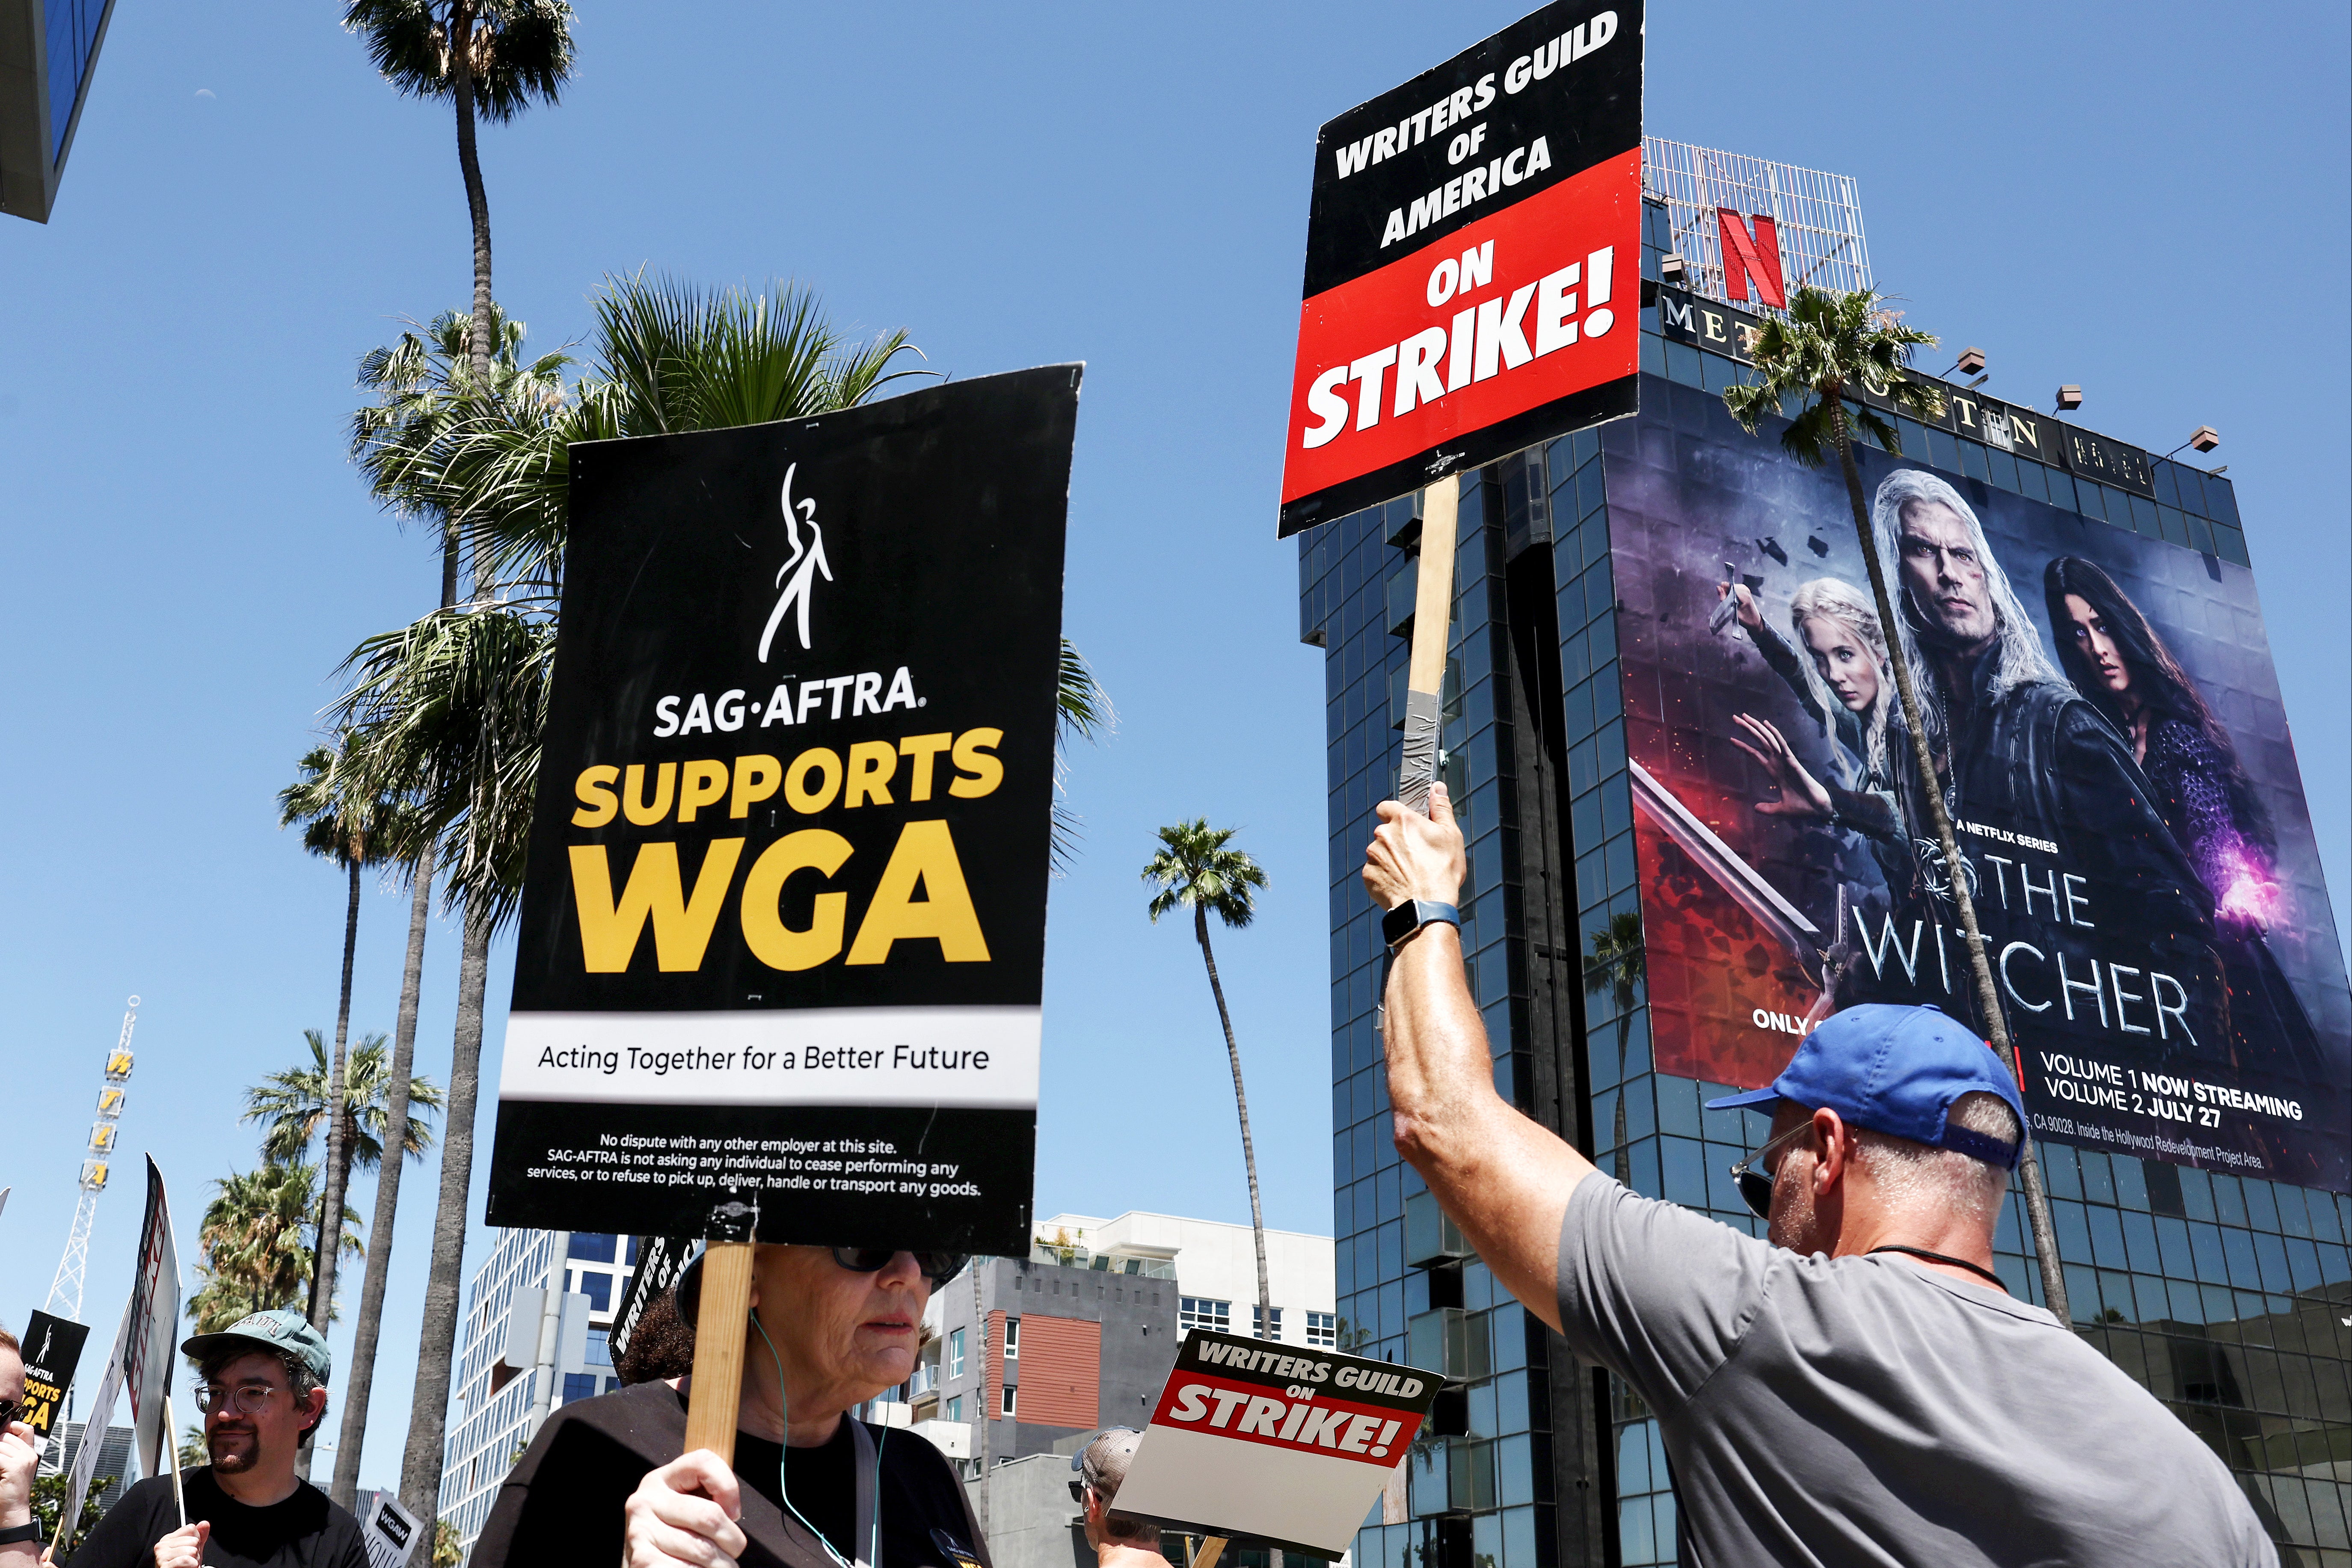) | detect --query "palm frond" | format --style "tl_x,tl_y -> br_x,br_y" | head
342,0 -> 575,122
